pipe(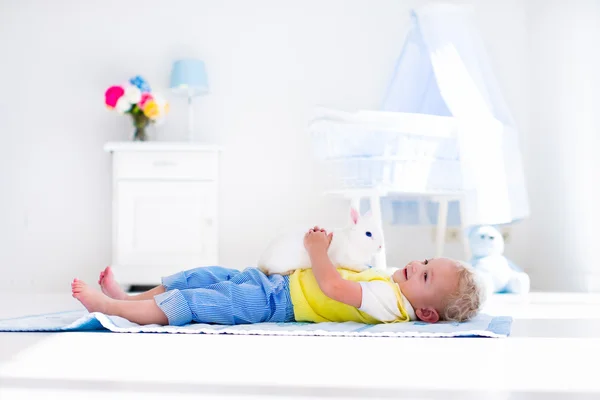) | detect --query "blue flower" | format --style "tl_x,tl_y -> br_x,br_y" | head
129,75 -> 151,93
